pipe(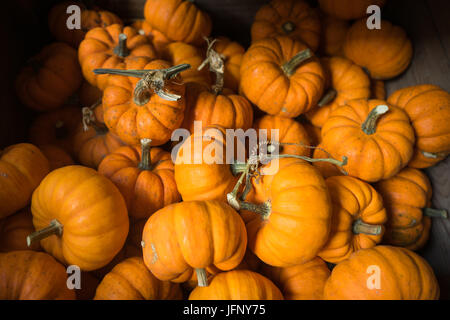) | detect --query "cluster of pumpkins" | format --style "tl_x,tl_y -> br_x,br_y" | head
1,0 -> 449,300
